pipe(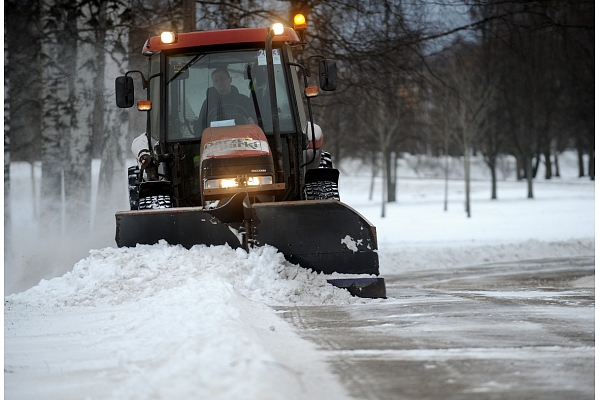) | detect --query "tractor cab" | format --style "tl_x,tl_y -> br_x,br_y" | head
117,26 -> 337,209
159,47 -> 300,207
